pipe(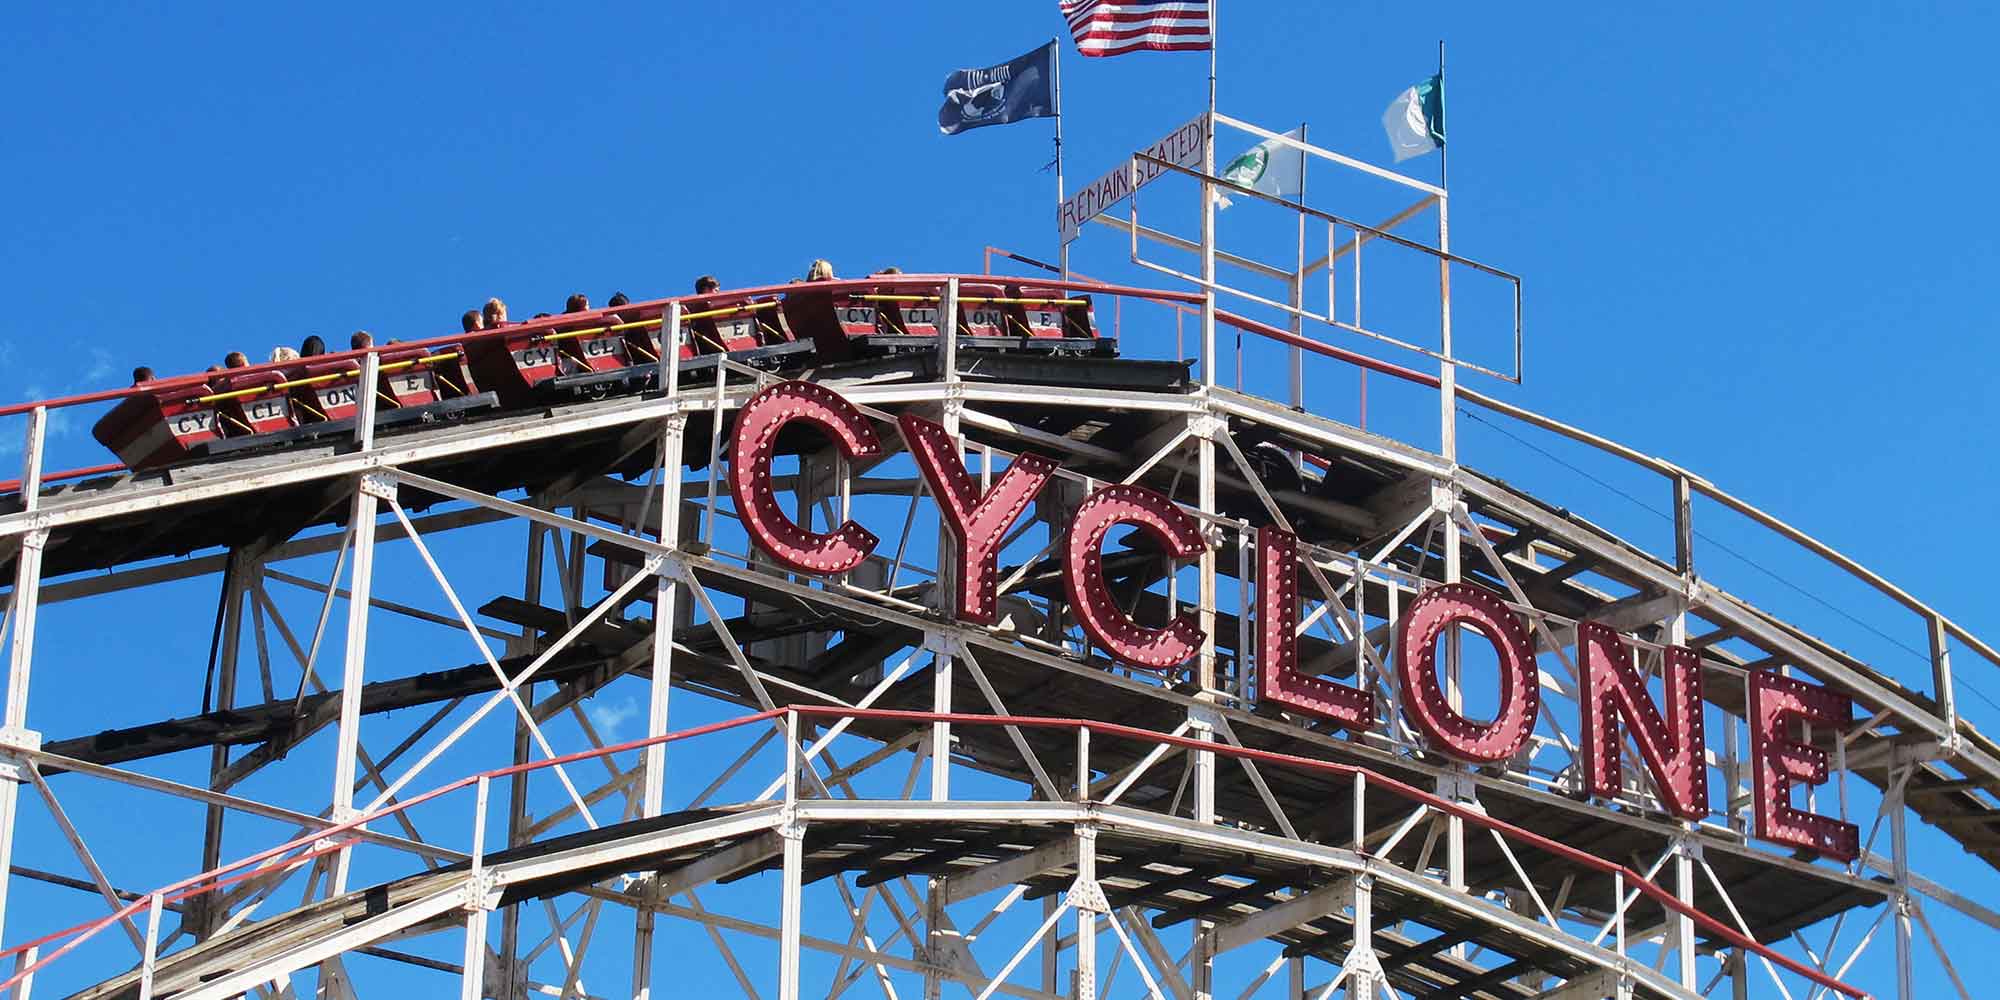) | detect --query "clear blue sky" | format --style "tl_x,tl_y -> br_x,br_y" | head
3,3 -> 1997,996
